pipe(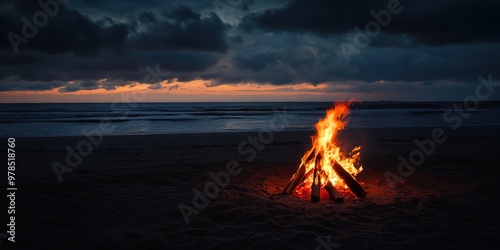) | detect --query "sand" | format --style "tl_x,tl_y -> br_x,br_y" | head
3,126 -> 500,249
